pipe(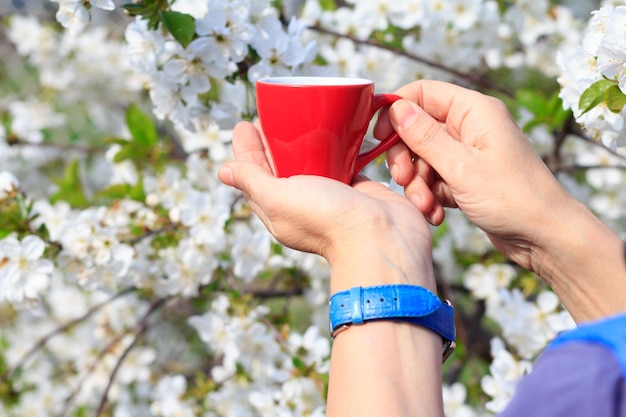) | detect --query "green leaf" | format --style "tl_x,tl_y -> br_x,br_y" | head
605,85 -> 626,113
51,159 -> 82,191
292,356 -> 306,371
578,79 -> 616,116
105,136 -> 133,146
112,143 -> 136,163
547,92 -> 571,129
50,160 -> 88,207
318,0 -> 337,10
522,119 -> 545,132
516,89 -> 548,116
161,11 -> 196,48
126,104 -> 158,148
129,176 -> 146,202
96,184 -> 131,200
